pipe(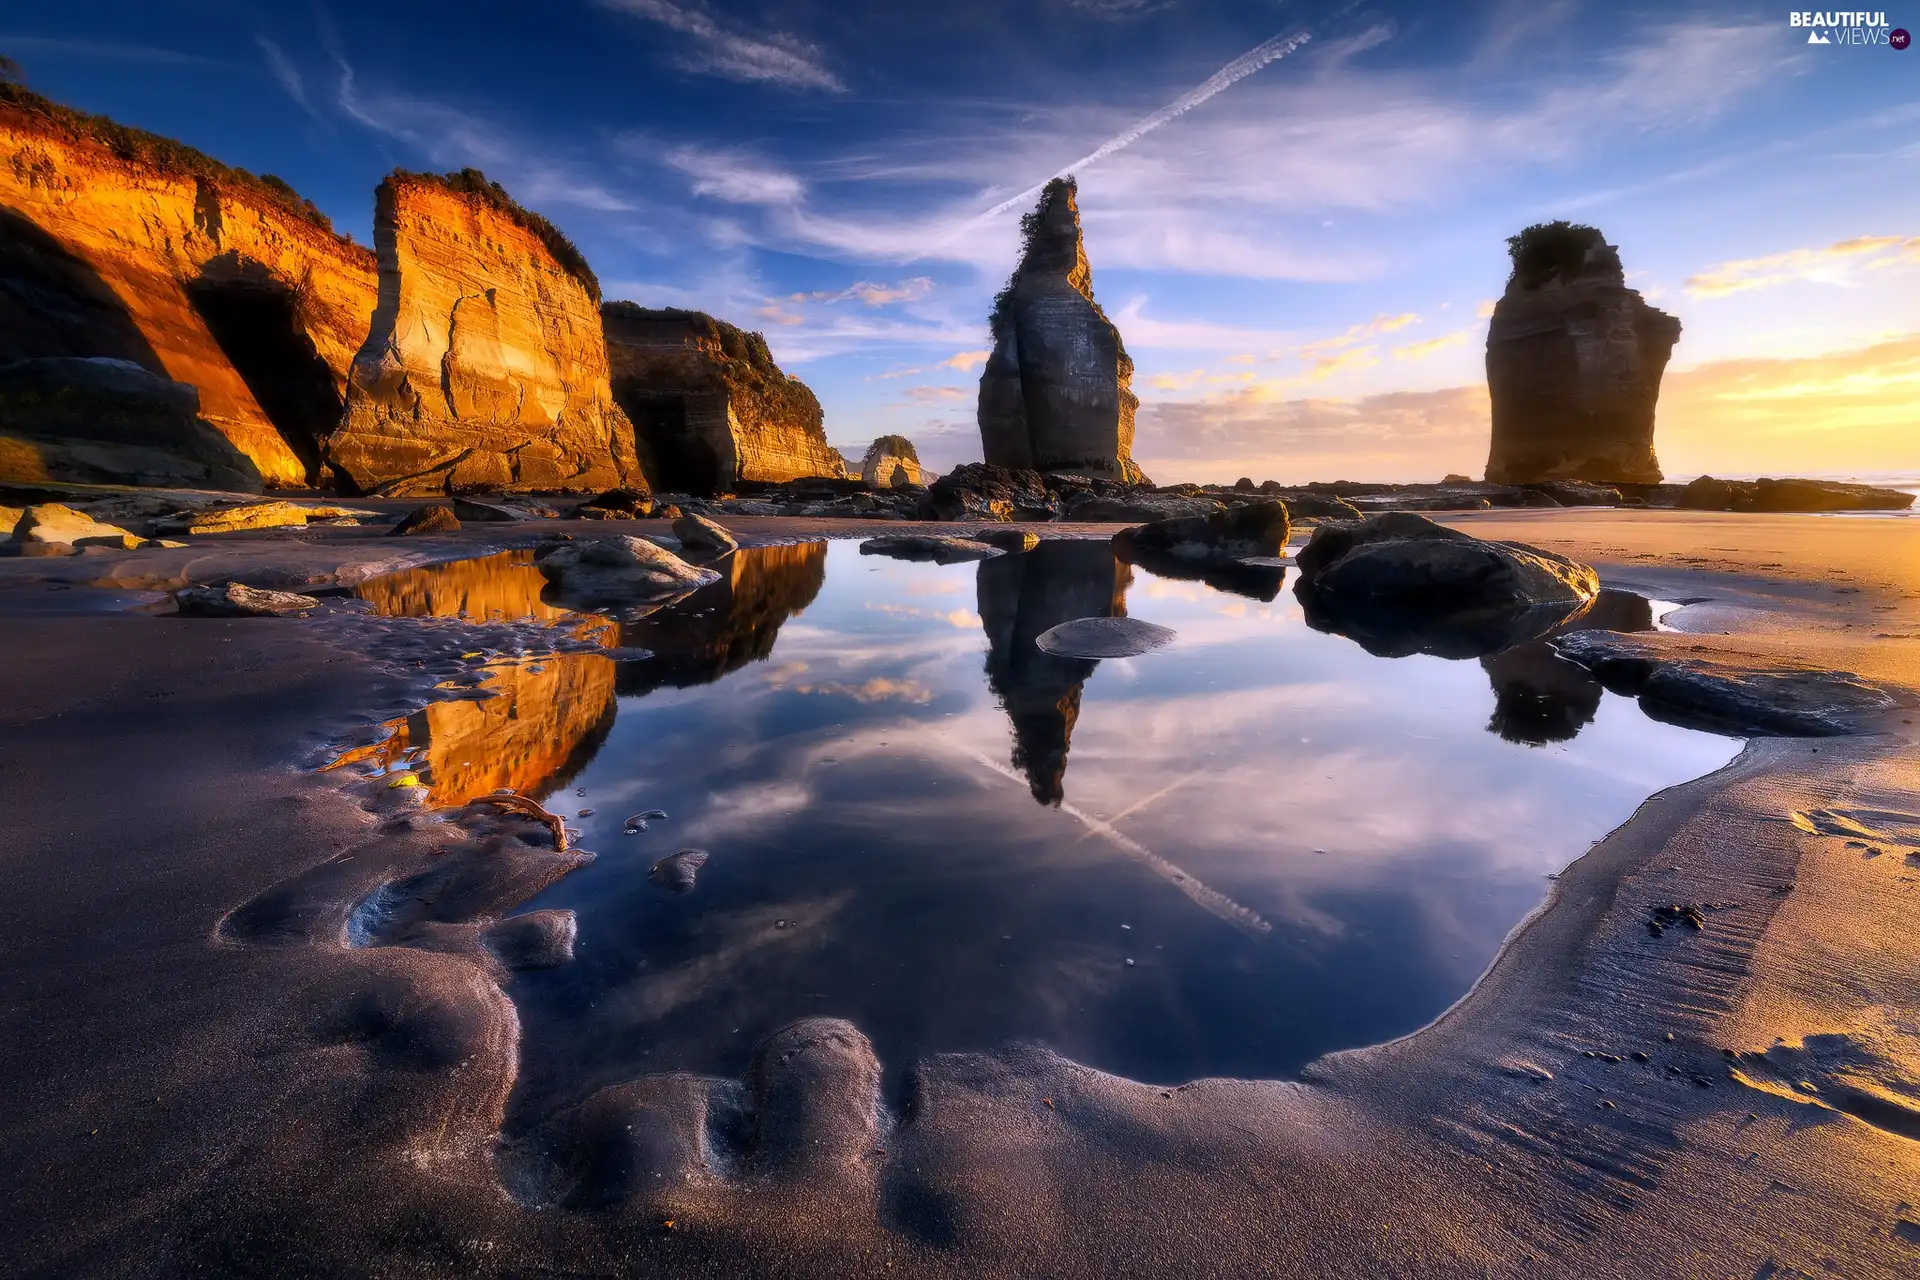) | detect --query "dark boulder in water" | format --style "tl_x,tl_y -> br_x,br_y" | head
1113,499 -> 1291,565
1035,615 -> 1175,659
650,848 -> 709,893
